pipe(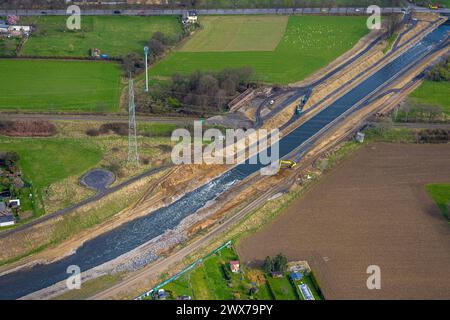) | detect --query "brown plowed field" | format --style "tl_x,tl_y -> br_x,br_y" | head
238,143 -> 450,299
